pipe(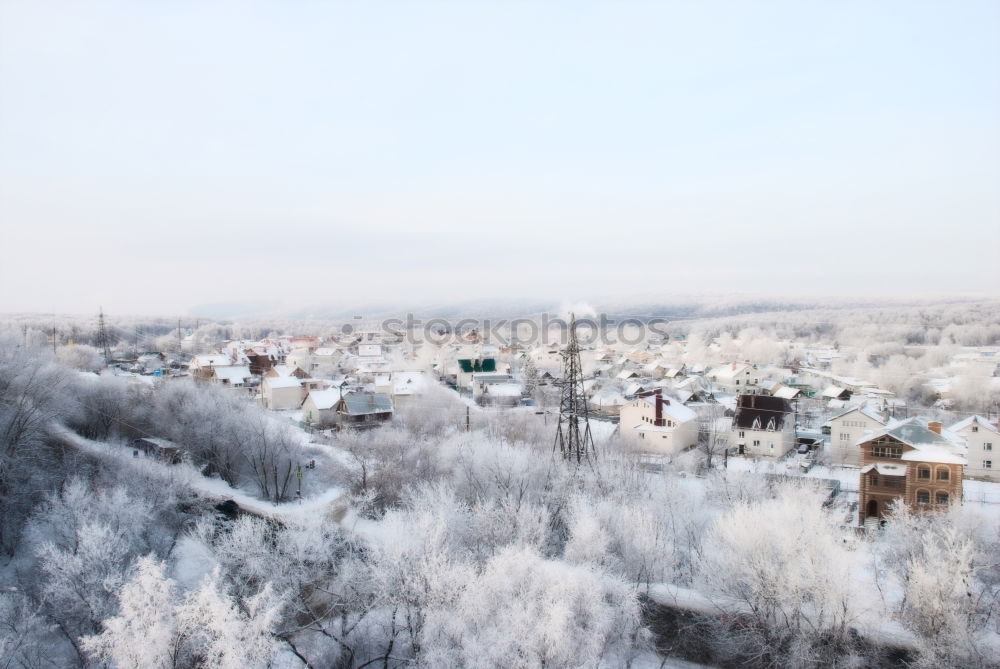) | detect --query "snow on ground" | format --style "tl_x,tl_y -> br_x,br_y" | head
50,425 -> 346,522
